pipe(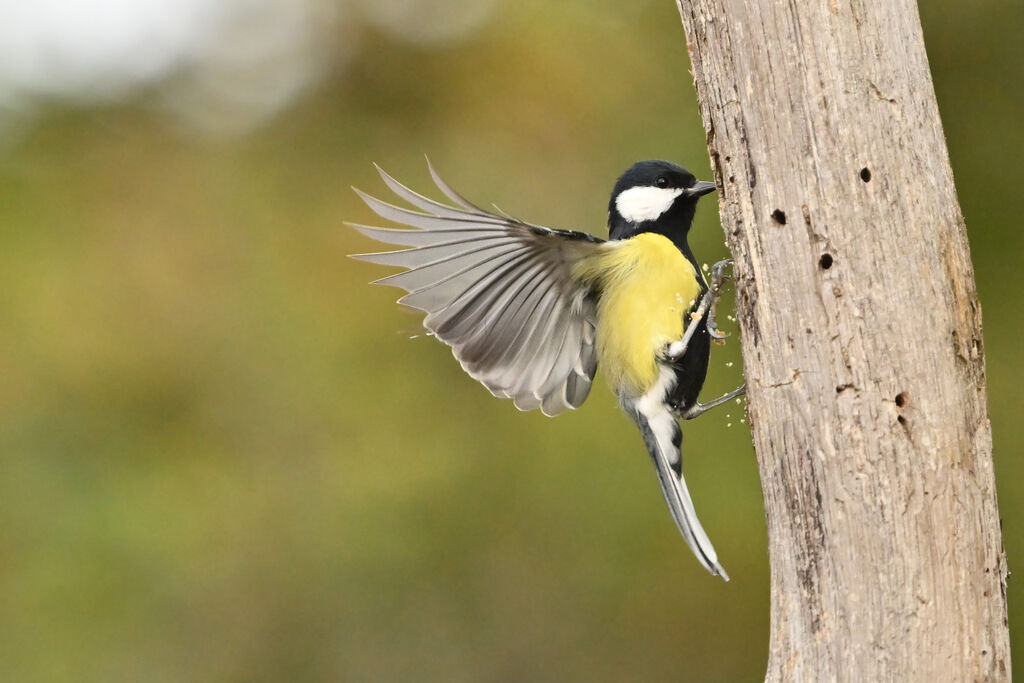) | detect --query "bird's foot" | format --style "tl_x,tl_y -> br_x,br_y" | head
680,383 -> 747,420
663,259 -> 735,362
